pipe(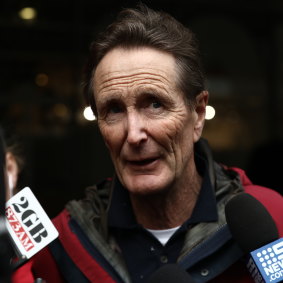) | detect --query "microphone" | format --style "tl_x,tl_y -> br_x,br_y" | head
0,129 -> 52,283
0,129 -> 14,283
148,264 -> 195,283
0,128 -> 6,217
5,187 -> 59,270
225,193 -> 283,283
